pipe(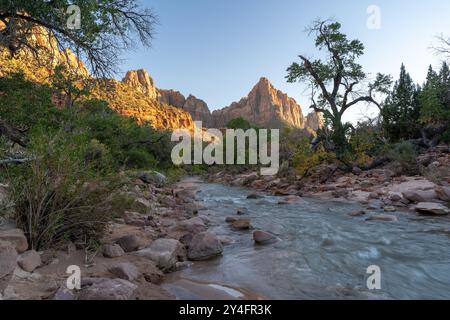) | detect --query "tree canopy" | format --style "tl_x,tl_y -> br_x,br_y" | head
0,0 -> 157,77
286,20 -> 391,159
